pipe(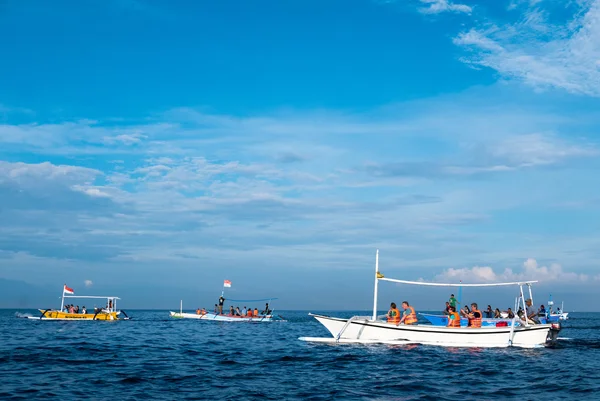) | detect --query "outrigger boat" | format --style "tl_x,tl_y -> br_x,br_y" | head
169,279 -> 285,322
300,251 -> 561,348
27,284 -> 129,321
